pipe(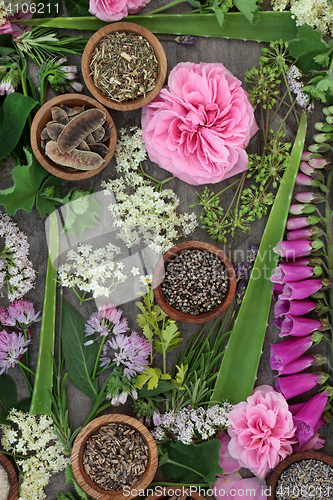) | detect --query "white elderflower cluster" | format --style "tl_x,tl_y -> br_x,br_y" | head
102,128 -> 198,253
58,243 -> 136,298
271,0 -> 333,36
1,409 -> 70,500
152,403 -> 232,445
286,65 -> 314,112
